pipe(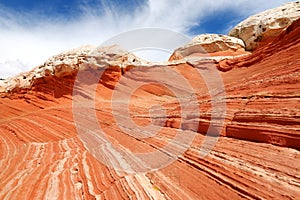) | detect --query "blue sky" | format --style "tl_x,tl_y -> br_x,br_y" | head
0,0 -> 251,34
0,0 -> 294,78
